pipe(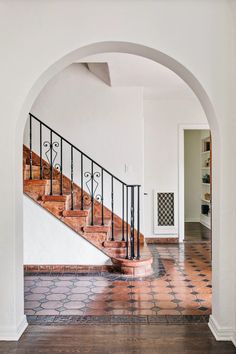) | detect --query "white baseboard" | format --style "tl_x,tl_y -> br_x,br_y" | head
0,315 -> 28,341
208,315 -> 235,344
231,330 -> 236,347
148,235 -> 178,238
185,218 -> 200,222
